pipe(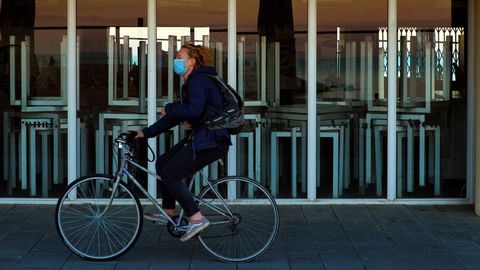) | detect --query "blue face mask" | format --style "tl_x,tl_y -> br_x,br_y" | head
173,59 -> 187,76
